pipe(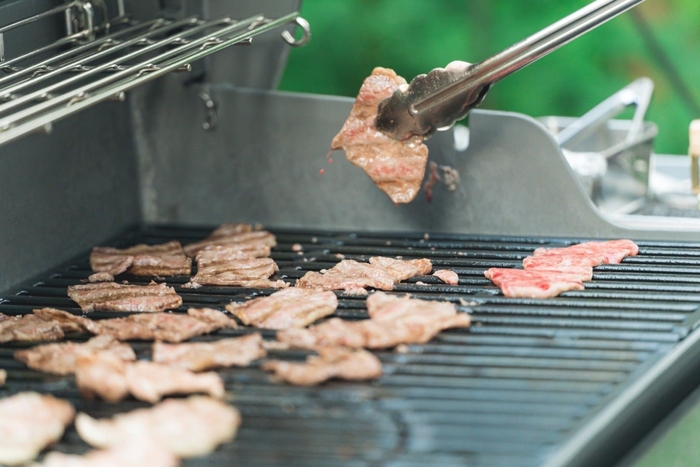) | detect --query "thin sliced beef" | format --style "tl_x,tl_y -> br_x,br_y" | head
532,239 -> 639,265
75,396 -> 240,458
183,226 -> 276,258
76,355 -> 225,403
484,268 -> 584,298
90,241 -> 191,278
36,443 -> 179,467
296,256 -> 432,292
263,347 -> 382,386
226,288 -> 337,330
433,270 -> 459,285
14,335 -> 135,376
195,244 -> 272,269
277,292 -> 470,349
152,333 -> 266,371
0,369 -> 5,387
33,308 -> 237,343
185,258 -> 287,289
0,392 -> 75,466
332,67 -> 429,204
0,313 -> 65,344
67,282 -> 182,313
